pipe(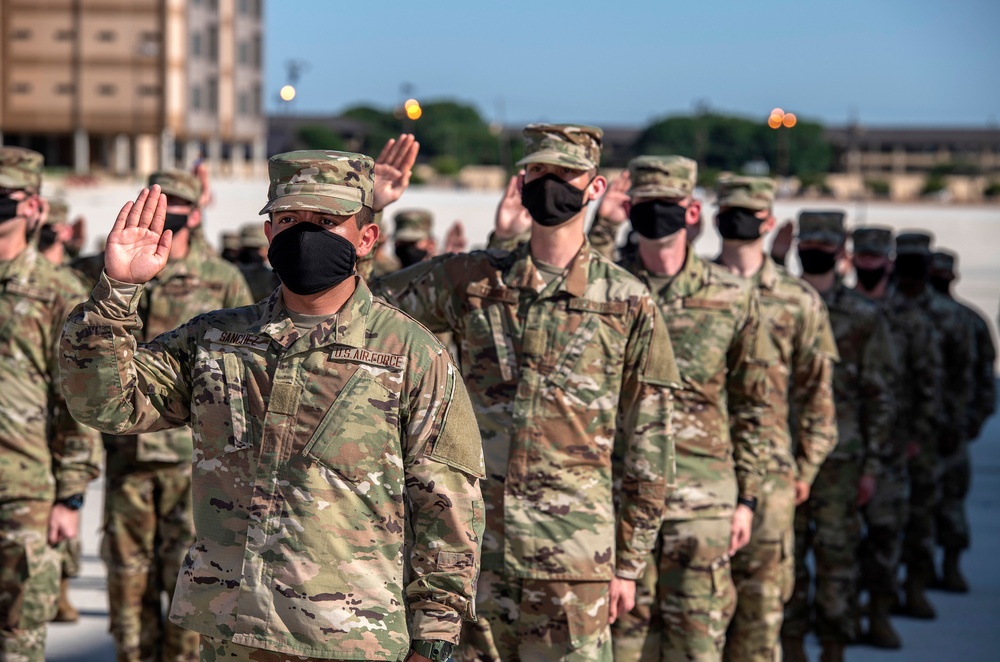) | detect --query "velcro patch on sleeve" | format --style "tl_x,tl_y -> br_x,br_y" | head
330,347 -> 407,371
568,298 -> 628,315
